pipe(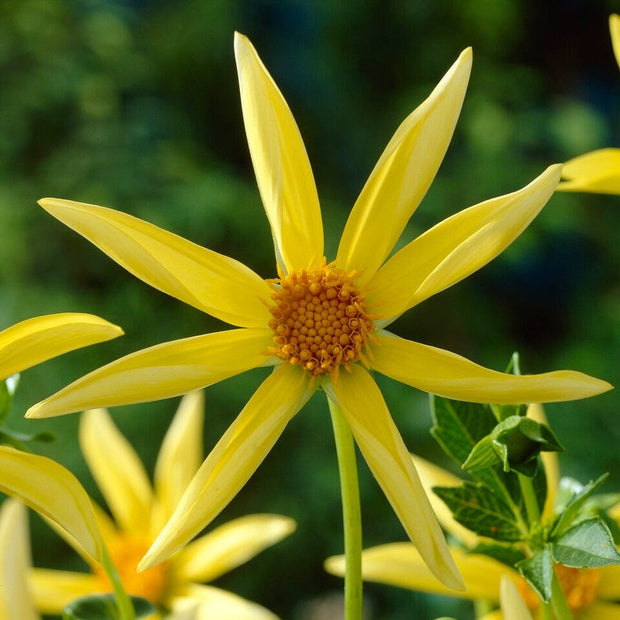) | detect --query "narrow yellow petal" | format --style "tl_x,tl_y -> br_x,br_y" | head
500,575 -> 534,620
235,32 -> 323,273
169,584 -> 279,620
0,313 -> 122,382
410,454 -> 478,548
327,366 -> 463,591
174,514 -> 296,583
371,333 -> 612,403
39,198 -> 273,328
558,148 -> 620,194
579,602 -> 620,620
154,391 -> 205,524
27,328 -> 274,418
0,446 -> 102,563
140,364 -> 312,570
368,165 -> 561,321
80,408 -> 153,534
0,499 -> 38,620
337,48 -> 472,283
325,543 -> 513,600
611,14 -> 620,69
29,568 -> 101,615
